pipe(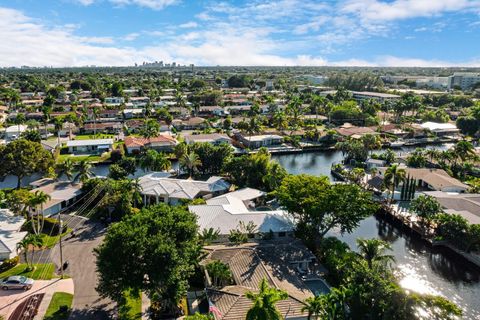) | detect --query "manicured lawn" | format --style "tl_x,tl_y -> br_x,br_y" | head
0,263 -> 56,280
43,292 -> 74,320
119,289 -> 142,320
73,134 -> 114,140
40,229 -> 72,249
57,153 -> 109,163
